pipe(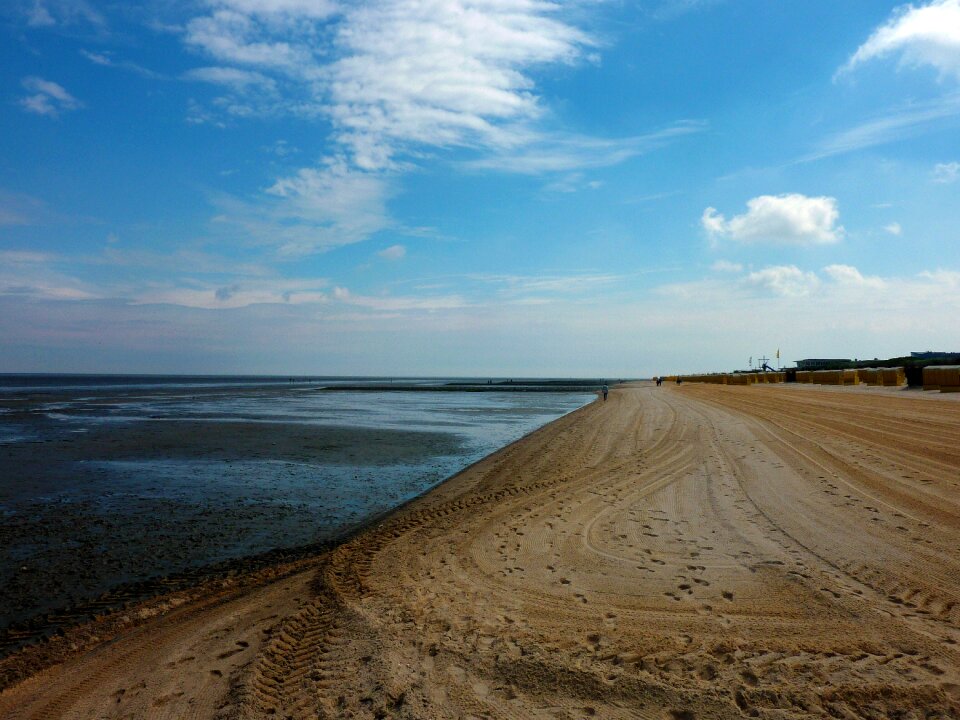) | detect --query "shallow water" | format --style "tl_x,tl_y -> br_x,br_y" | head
0,379 -> 593,626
